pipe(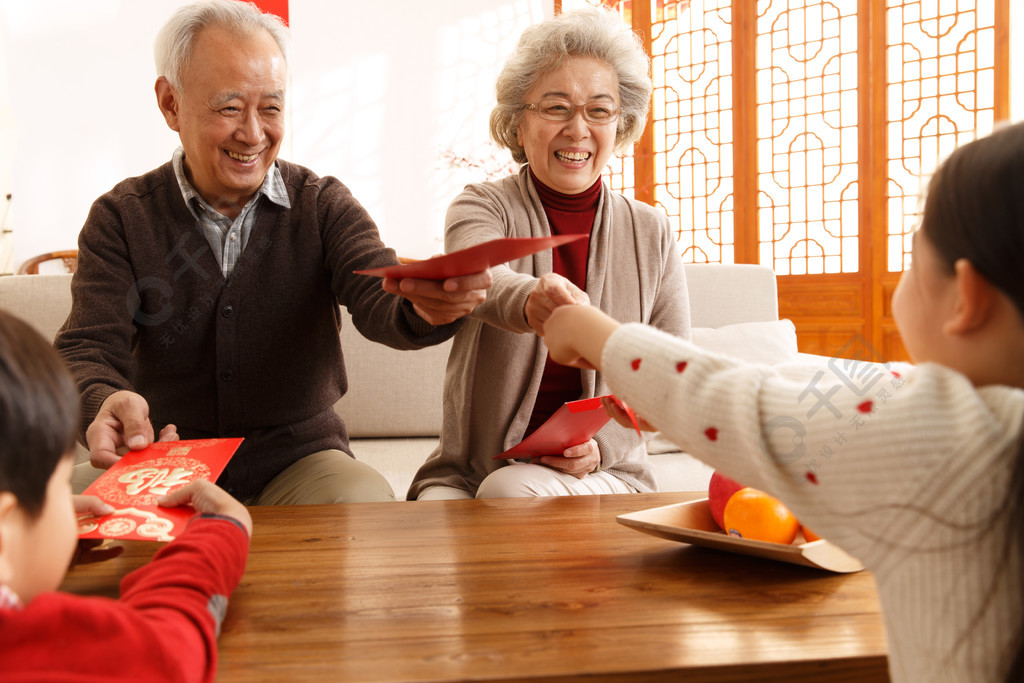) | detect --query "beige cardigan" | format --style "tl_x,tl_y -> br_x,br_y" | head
408,168 -> 690,498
